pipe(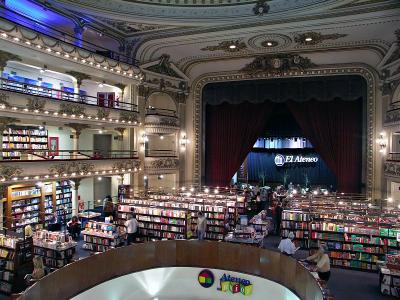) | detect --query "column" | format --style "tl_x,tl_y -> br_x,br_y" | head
0,185 -> 5,230
66,123 -> 89,159
178,101 -> 186,188
71,179 -> 81,217
136,85 -> 146,194
74,25 -> 85,48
